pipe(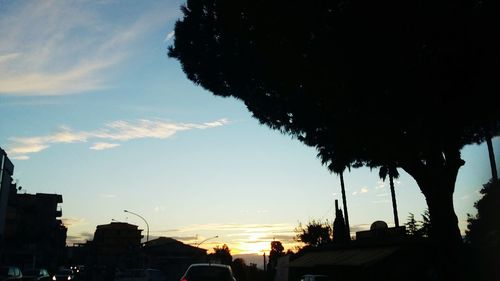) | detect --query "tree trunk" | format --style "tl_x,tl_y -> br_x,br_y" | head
486,136 -> 498,182
422,180 -> 464,280
389,175 -> 399,227
423,183 -> 462,246
401,146 -> 465,280
339,171 -> 350,240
